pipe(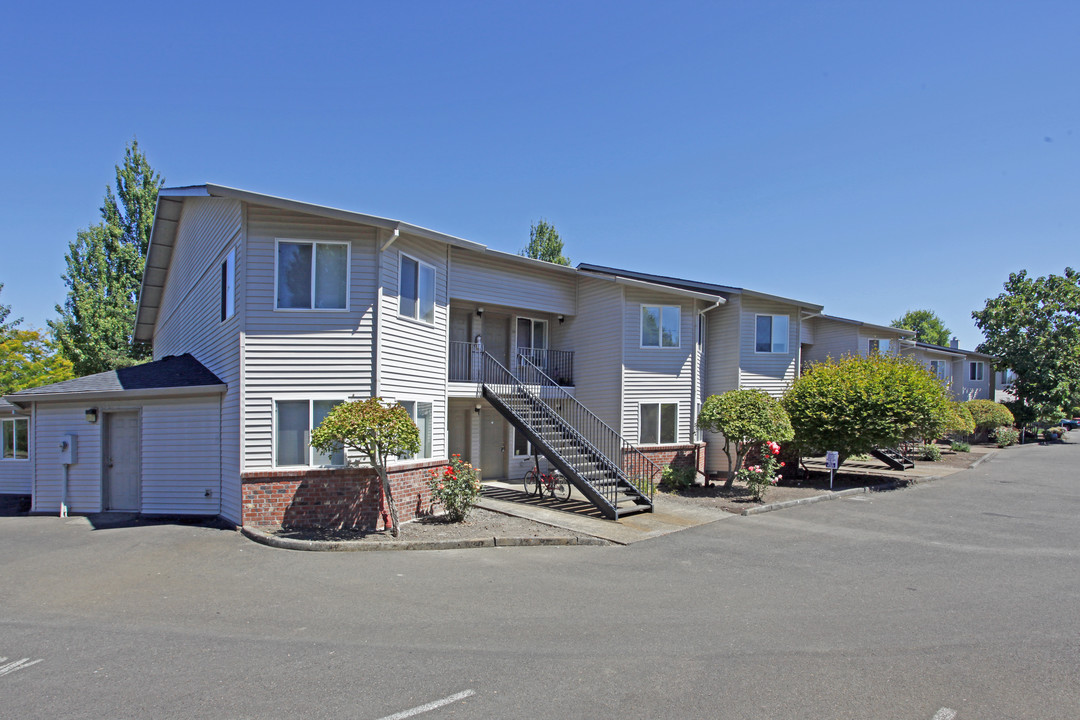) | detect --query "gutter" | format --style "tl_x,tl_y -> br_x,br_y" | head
4,383 -> 228,409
